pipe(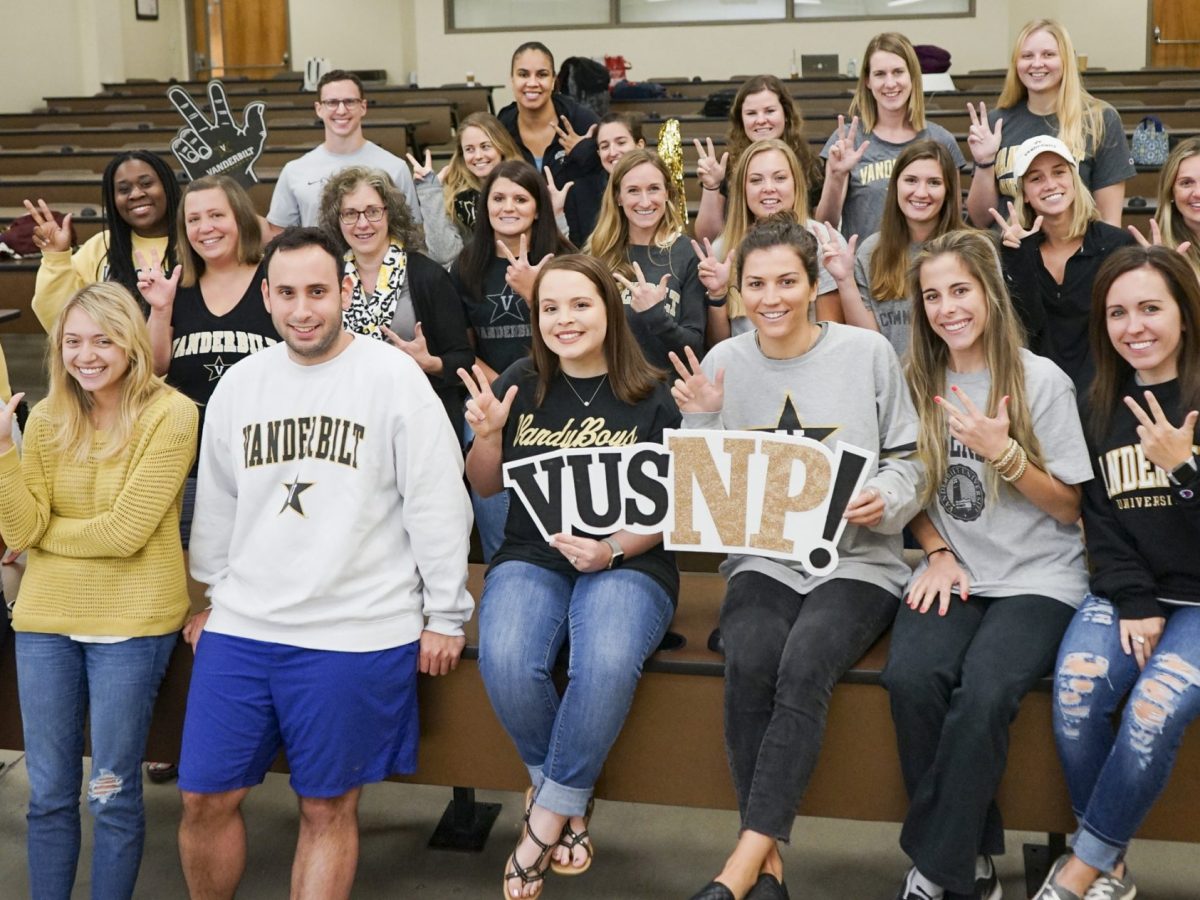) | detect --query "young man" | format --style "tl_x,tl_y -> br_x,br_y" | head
266,70 -> 421,234
178,228 -> 472,900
